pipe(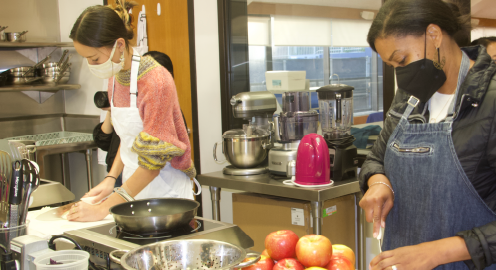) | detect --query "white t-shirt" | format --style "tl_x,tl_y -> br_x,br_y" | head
428,91 -> 455,123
